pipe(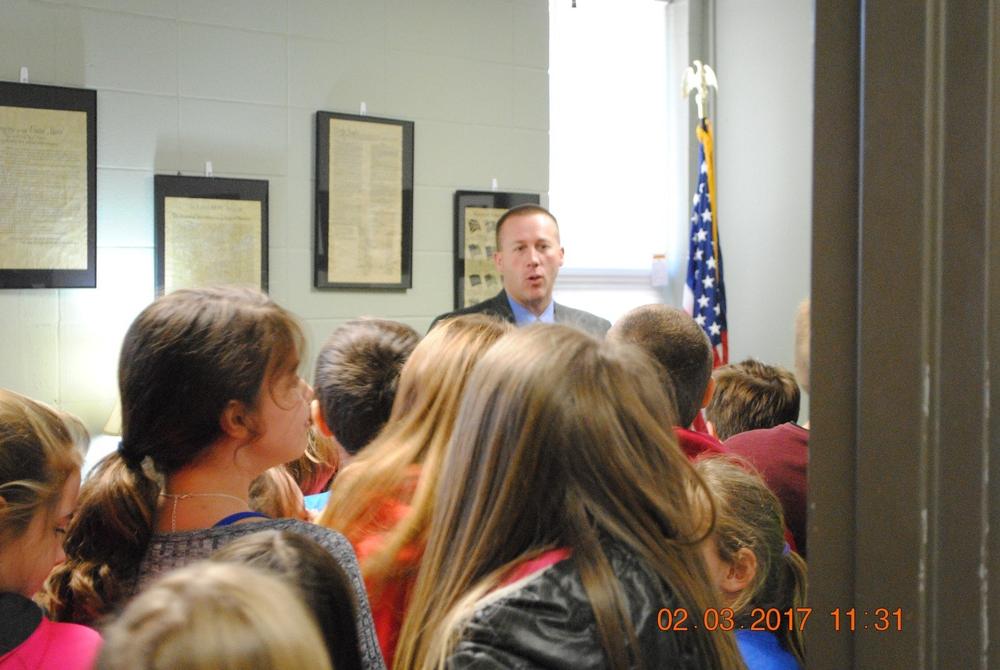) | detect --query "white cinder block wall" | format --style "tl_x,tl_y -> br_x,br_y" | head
0,0 -> 550,435
0,0 -> 815,434
714,0 -> 813,420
